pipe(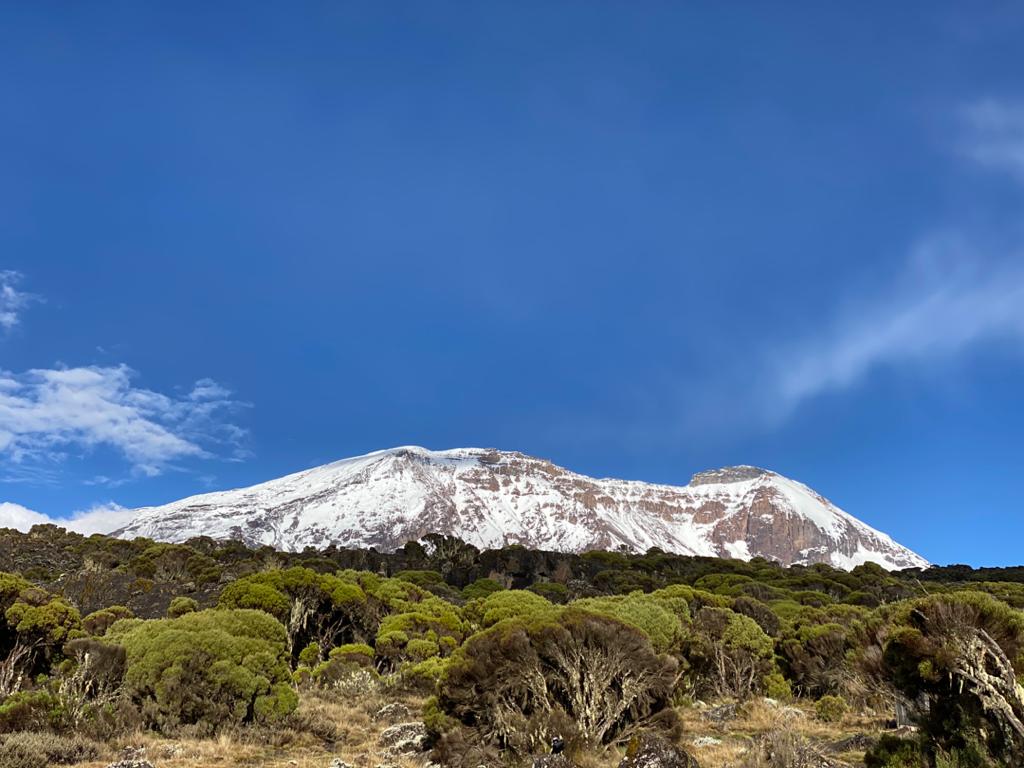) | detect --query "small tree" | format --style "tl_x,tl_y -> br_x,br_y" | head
0,573 -> 80,697
436,609 -> 677,755
687,606 -> 775,699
